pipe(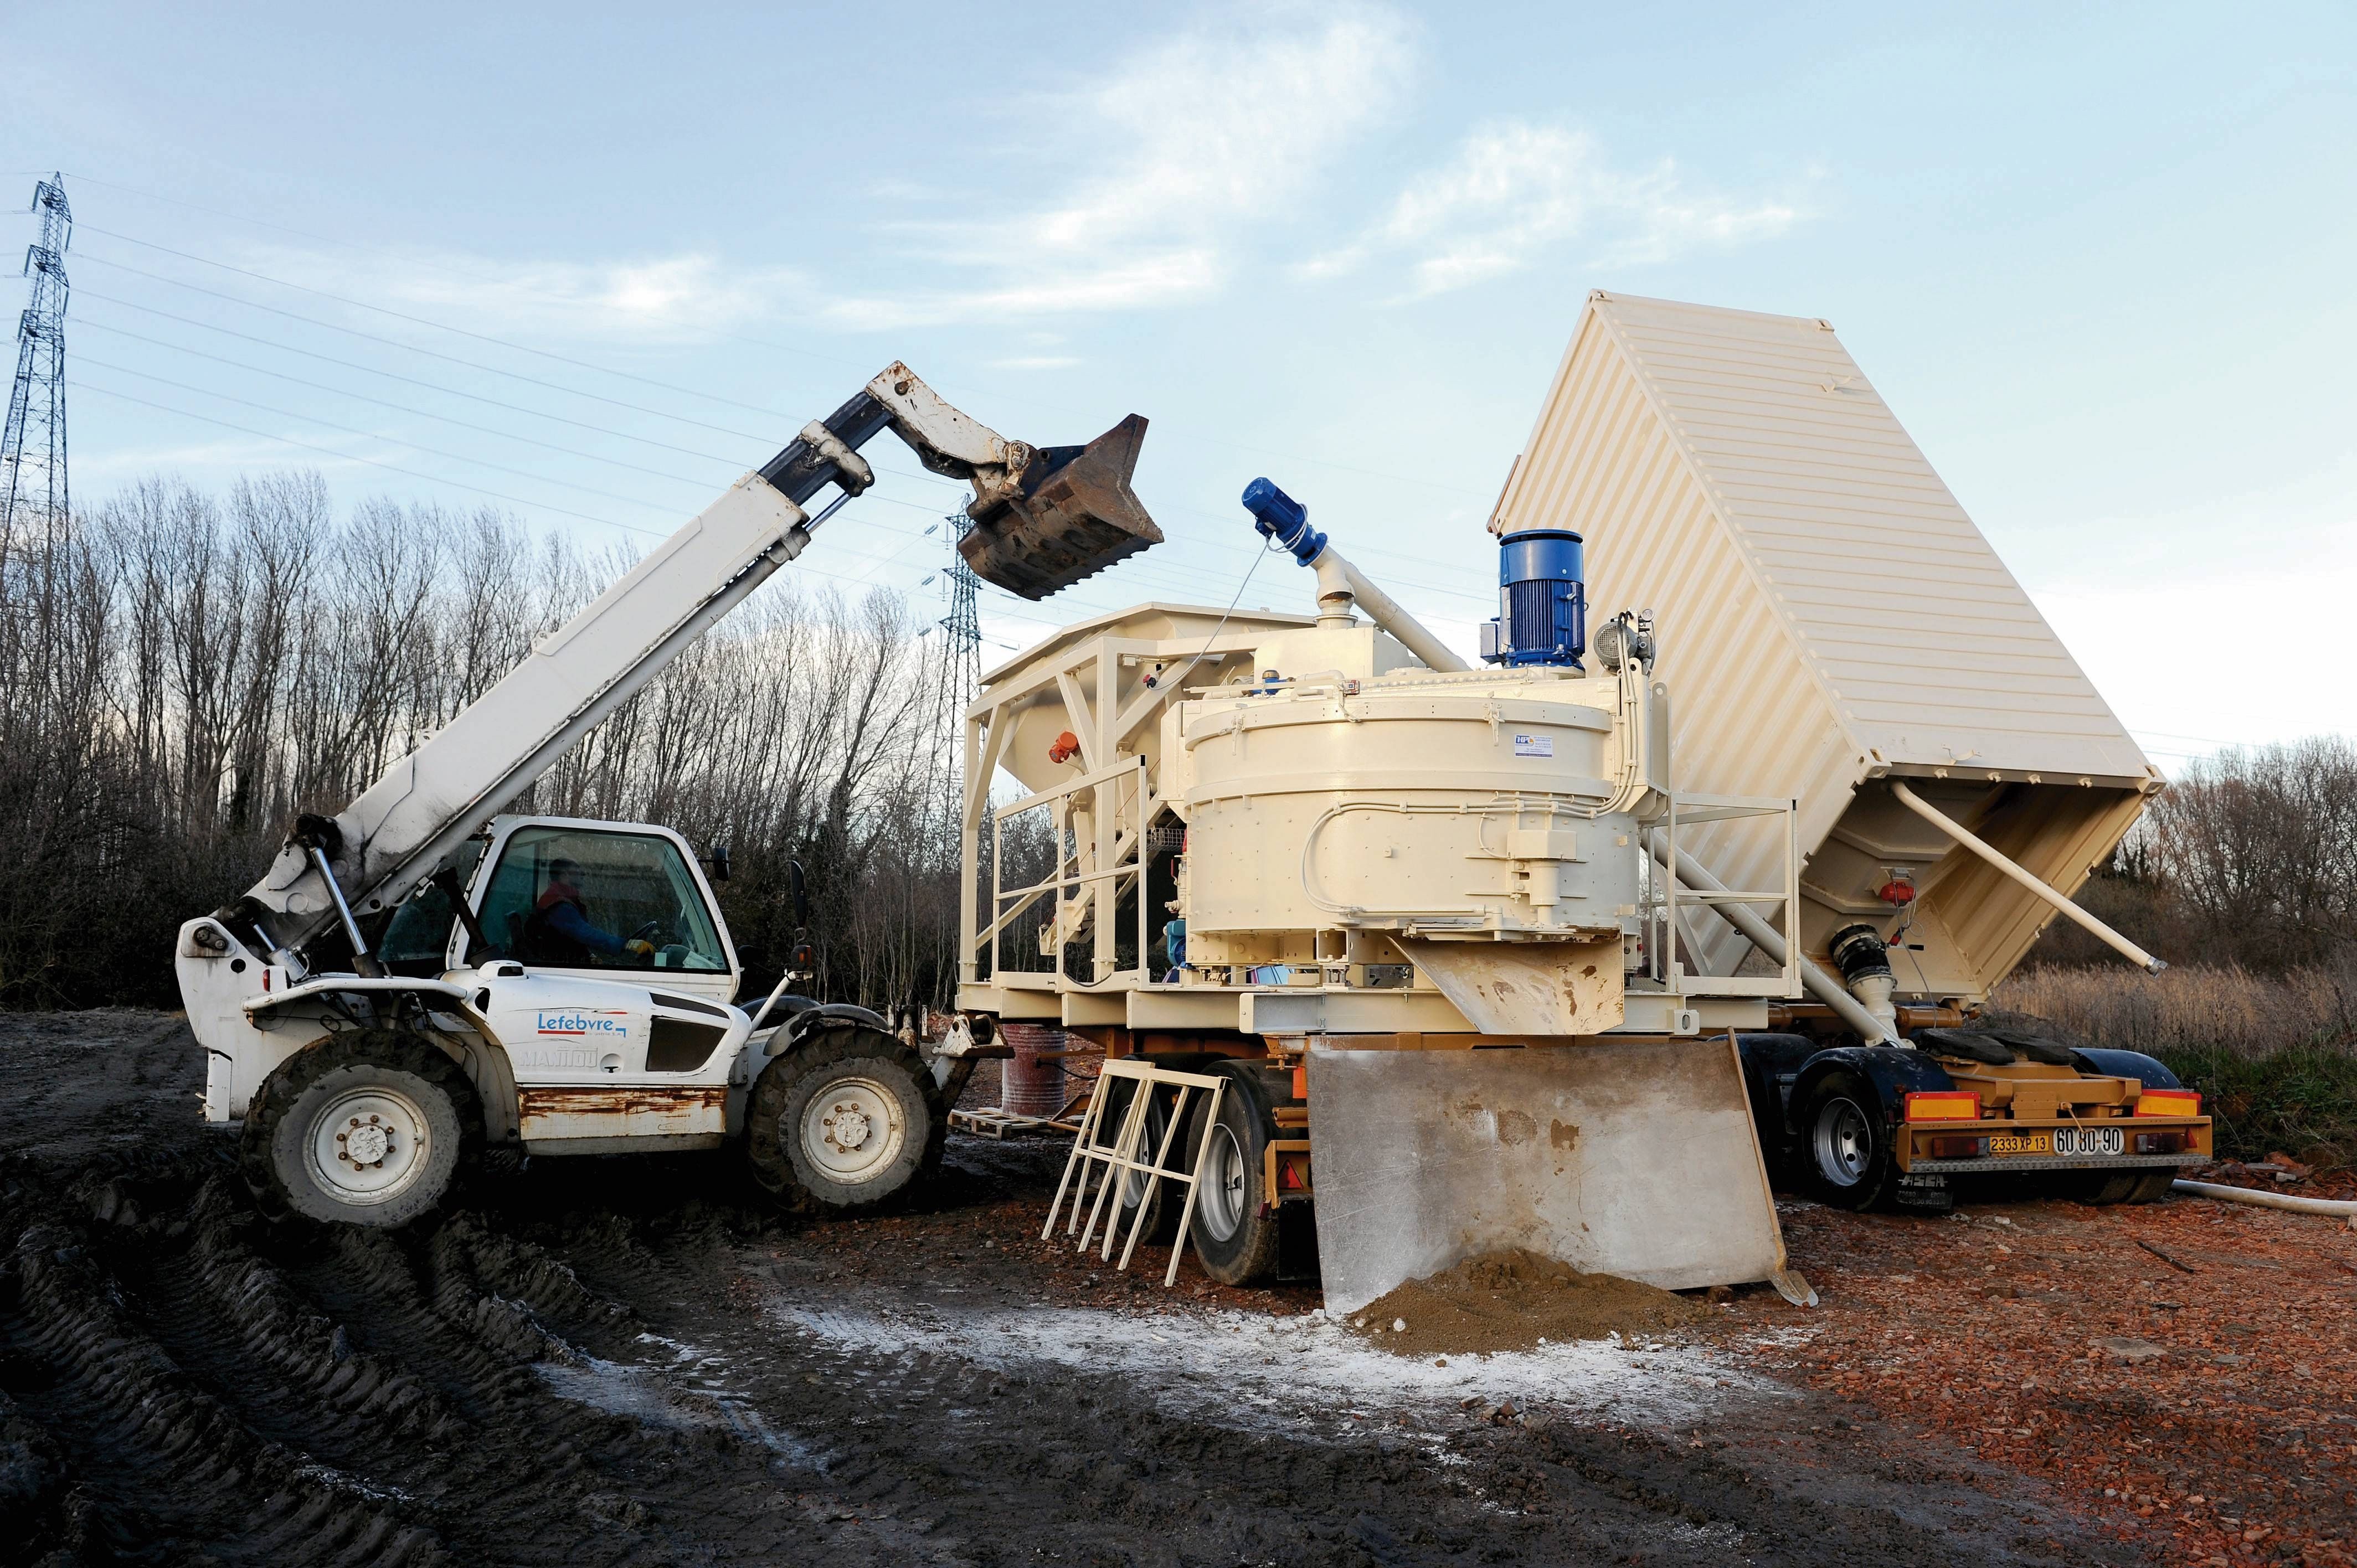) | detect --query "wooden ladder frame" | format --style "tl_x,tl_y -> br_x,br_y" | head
1041,1060 -> 1227,1287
